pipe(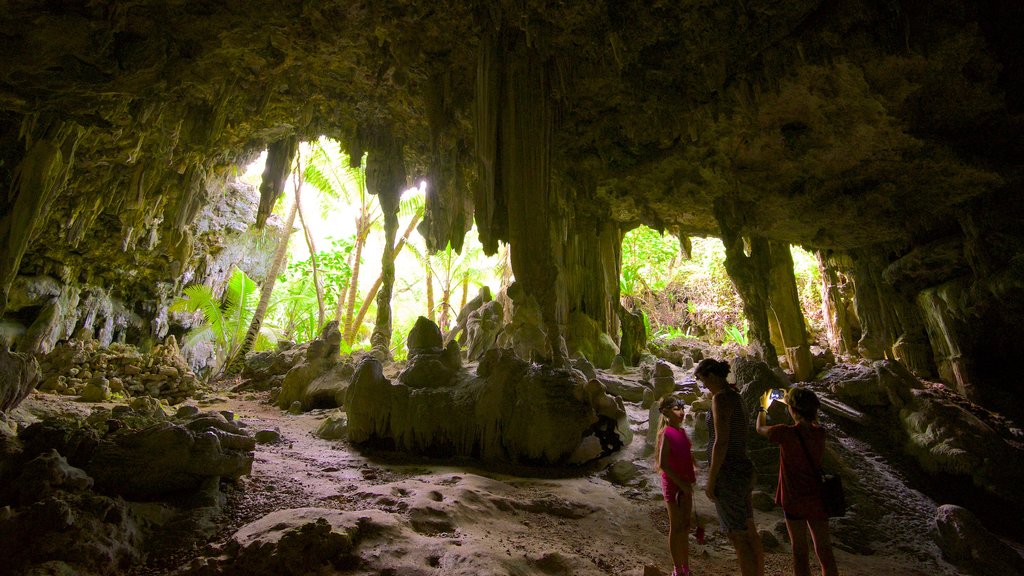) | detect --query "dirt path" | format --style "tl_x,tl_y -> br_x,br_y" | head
123,390 -> 962,575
